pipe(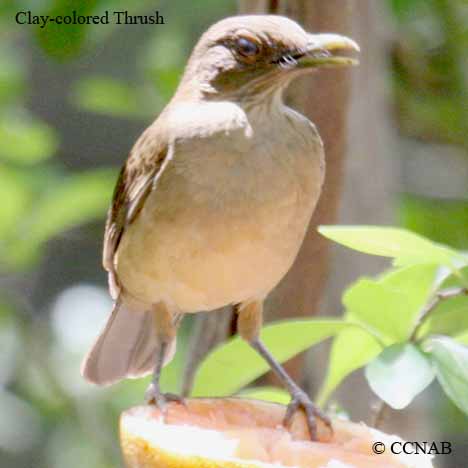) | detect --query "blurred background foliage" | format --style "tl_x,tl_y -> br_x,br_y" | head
0,0 -> 466,467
